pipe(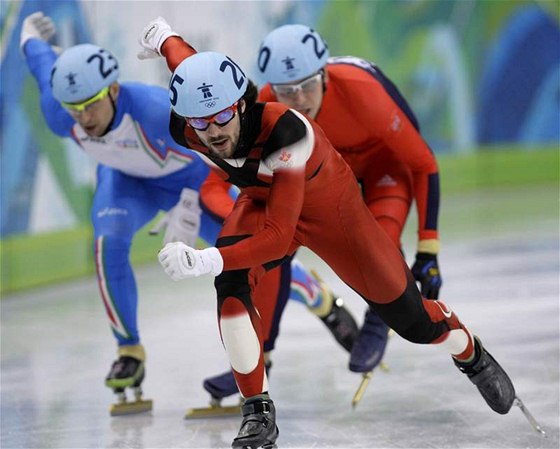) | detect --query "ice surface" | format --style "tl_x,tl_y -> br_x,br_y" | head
1,230 -> 558,448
